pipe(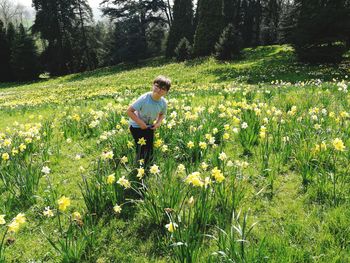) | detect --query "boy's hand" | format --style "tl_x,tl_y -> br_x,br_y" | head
150,123 -> 161,130
140,123 -> 148,130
